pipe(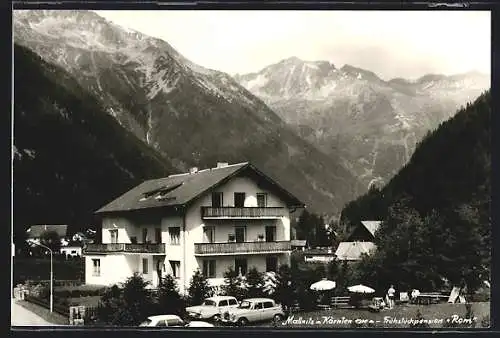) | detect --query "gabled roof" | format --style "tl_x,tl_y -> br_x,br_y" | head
335,241 -> 376,261
360,221 -> 382,237
96,162 -> 305,214
26,224 -> 68,238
